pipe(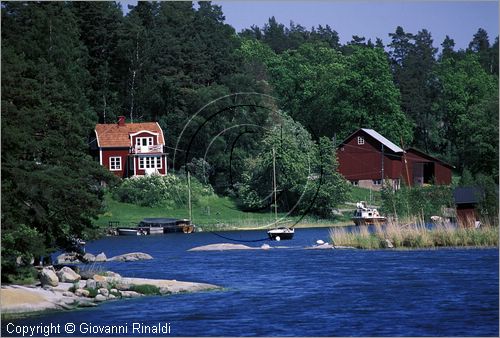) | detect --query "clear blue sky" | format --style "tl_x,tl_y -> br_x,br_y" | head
119,1 -> 499,50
